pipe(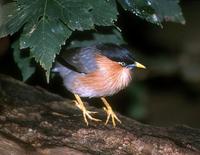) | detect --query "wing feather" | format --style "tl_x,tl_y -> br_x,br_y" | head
56,46 -> 99,74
